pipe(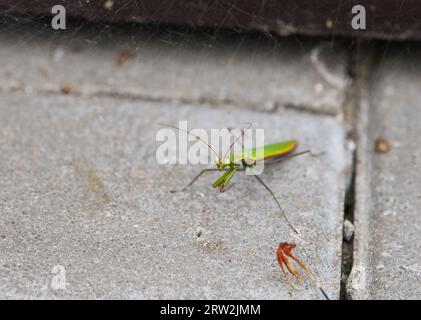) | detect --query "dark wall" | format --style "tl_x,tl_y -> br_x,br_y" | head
1,0 -> 420,40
